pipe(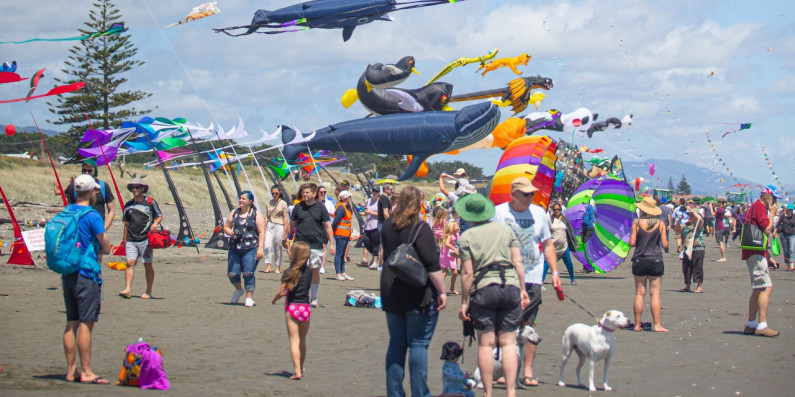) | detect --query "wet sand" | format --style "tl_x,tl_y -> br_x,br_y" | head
1,204 -> 793,396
